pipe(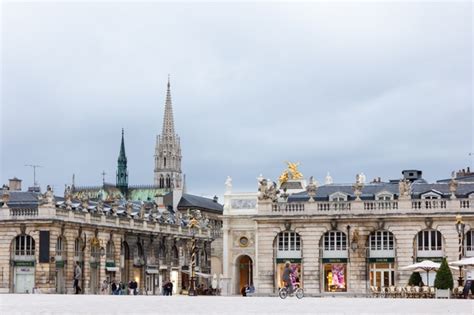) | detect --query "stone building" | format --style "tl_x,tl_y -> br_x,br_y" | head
222,165 -> 474,296
0,181 -> 213,294
0,79 -> 223,294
